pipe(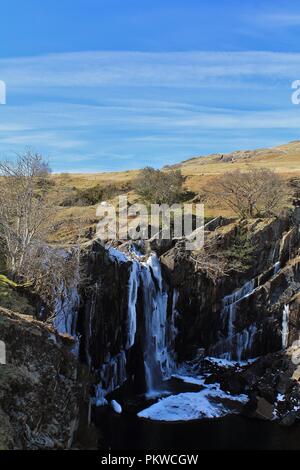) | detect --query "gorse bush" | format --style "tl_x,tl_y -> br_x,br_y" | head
61,183 -> 131,207
134,167 -> 184,204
